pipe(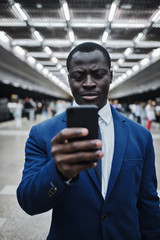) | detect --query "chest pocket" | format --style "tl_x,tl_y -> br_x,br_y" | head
122,158 -> 143,168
